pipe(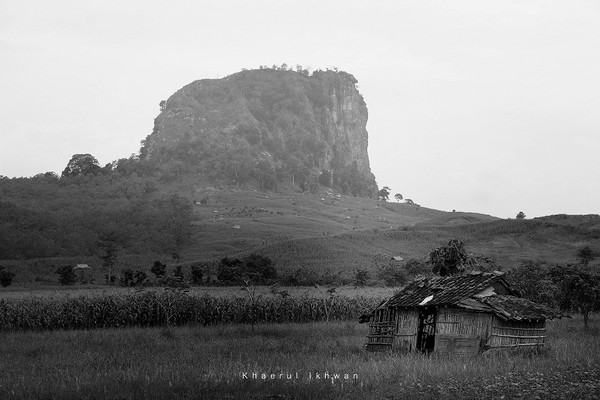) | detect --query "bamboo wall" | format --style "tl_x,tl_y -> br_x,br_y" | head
393,309 -> 419,352
367,305 -> 549,353
365,308 -> 396,351
435,308 -> 494,354
436,308 -> 494,336
488,318 -> 546,349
